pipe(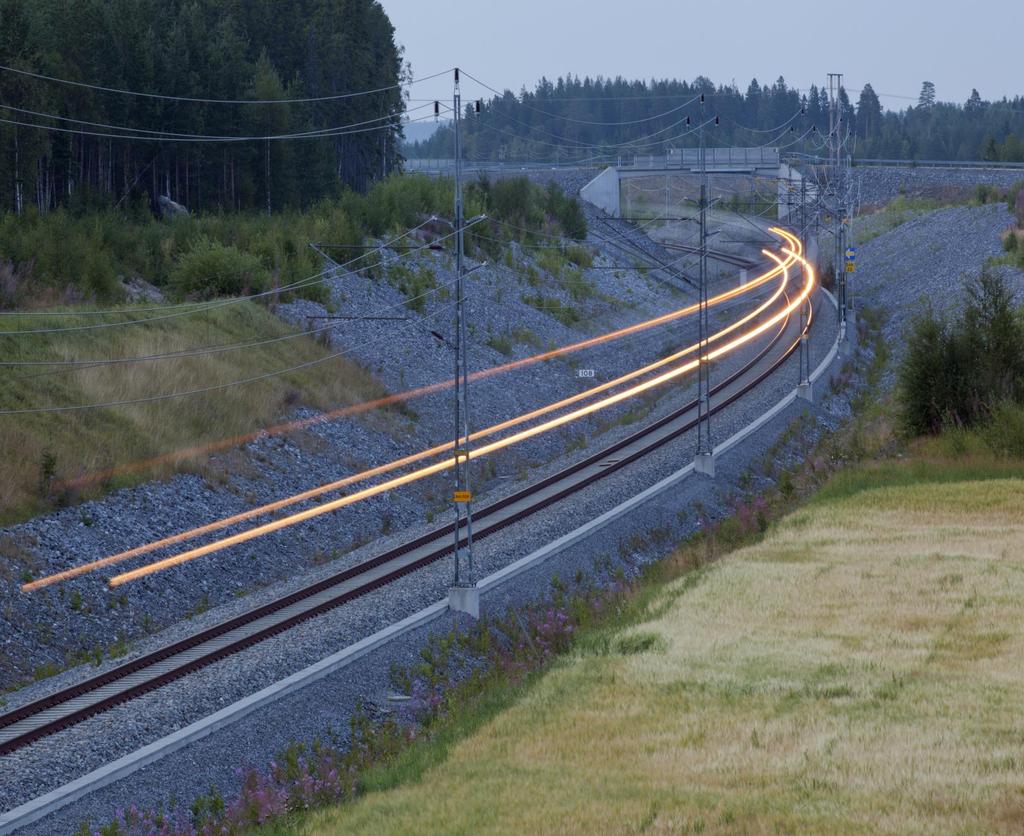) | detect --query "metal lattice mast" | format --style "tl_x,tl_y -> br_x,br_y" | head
695,93 -> 713,462
828,72 -> 847,336
795,167 -> 811,391
451,67 -> 475,588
